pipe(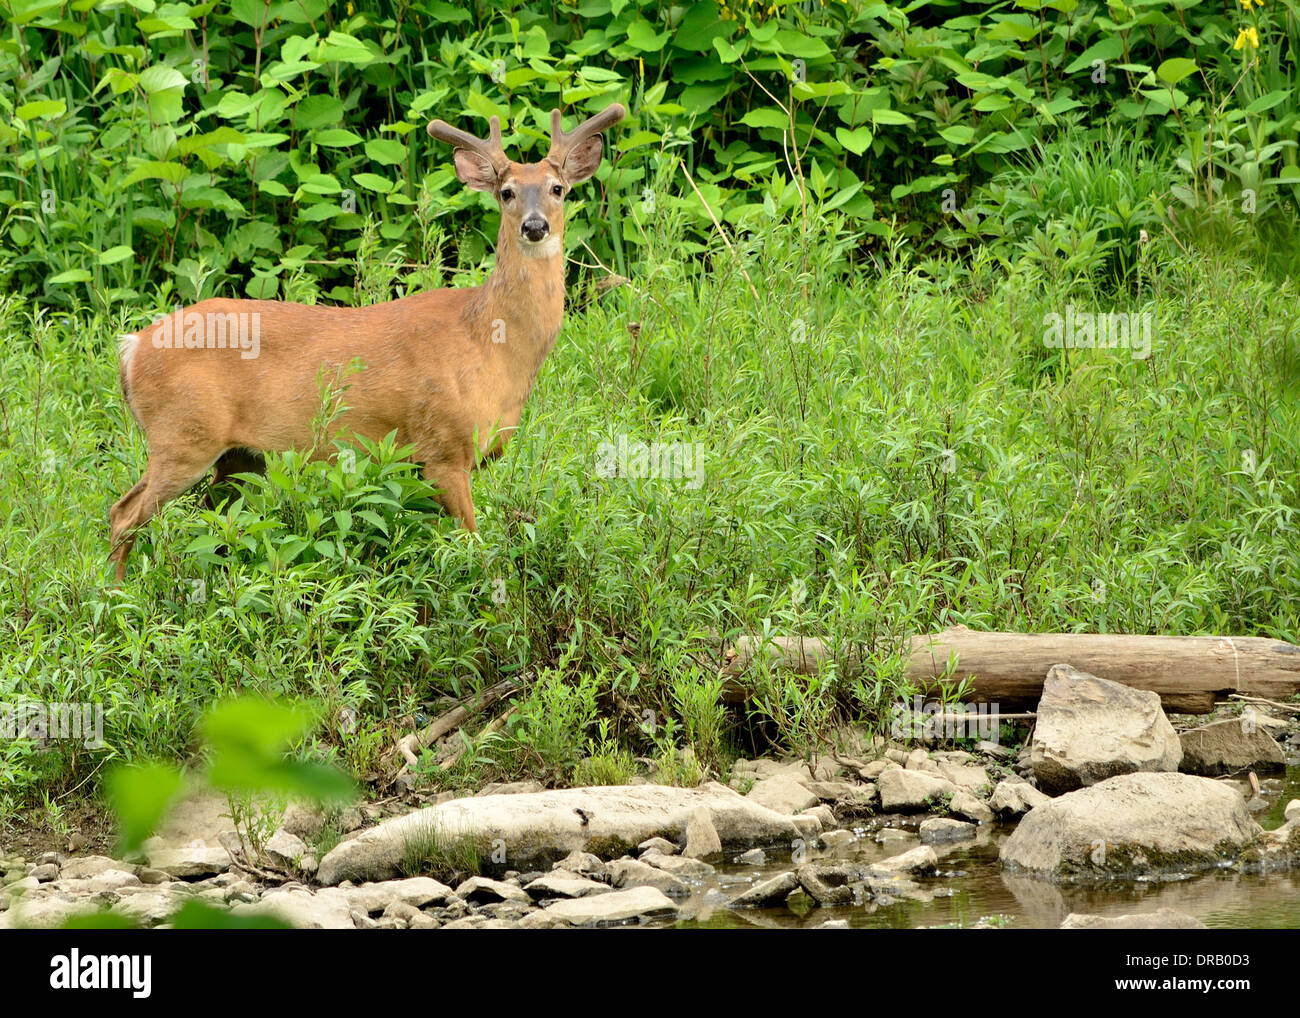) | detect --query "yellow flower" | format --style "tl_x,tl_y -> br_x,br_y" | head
1233,26 -> 1260,49
347,1 -> 354,13
1238,0 -> 1263,8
